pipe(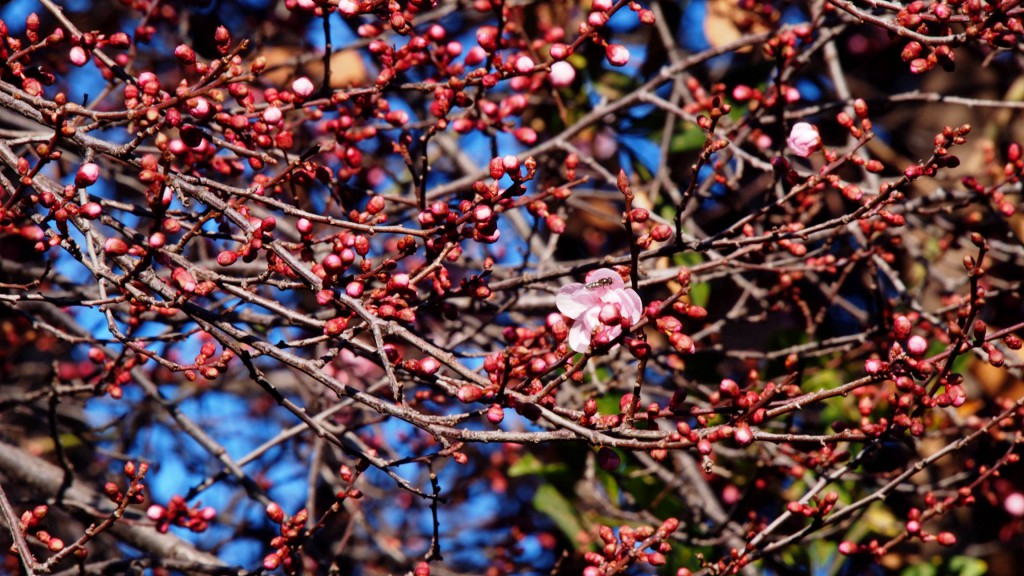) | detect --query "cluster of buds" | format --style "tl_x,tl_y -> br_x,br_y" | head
262,487 -> 362,574
648,270 -> 706,356
786,492 -> 840,518
87,347 -> 146,400
762,23 -> 814,62
146,495 -> 216,534
18,505 -> 65,553
102,461 -> 149,505
262,503 -> 305,572
182,338 -> 234,382
582,519 -> 679,575
890,0 -> 1008,74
